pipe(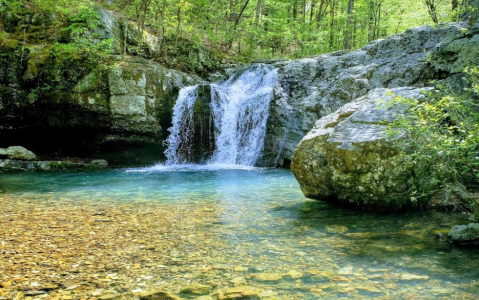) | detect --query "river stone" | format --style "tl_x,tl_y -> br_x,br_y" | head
0,146 -> 37,161
286,270 -> 303,279
252,273 -> 283,282
139,290 -> 181,300
448,223 -> 479,246
291,87 -> 439,210
180,284 -> 211,295
218,286 -> 262,300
